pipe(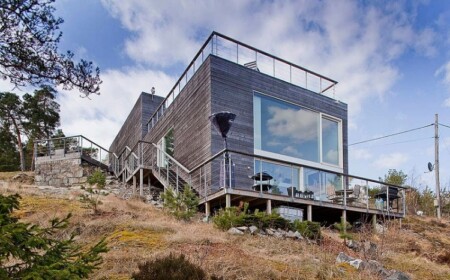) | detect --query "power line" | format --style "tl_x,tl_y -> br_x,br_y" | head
349,124 -> 434,146
348,136 -> 433,149
439,123 -> 450,129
